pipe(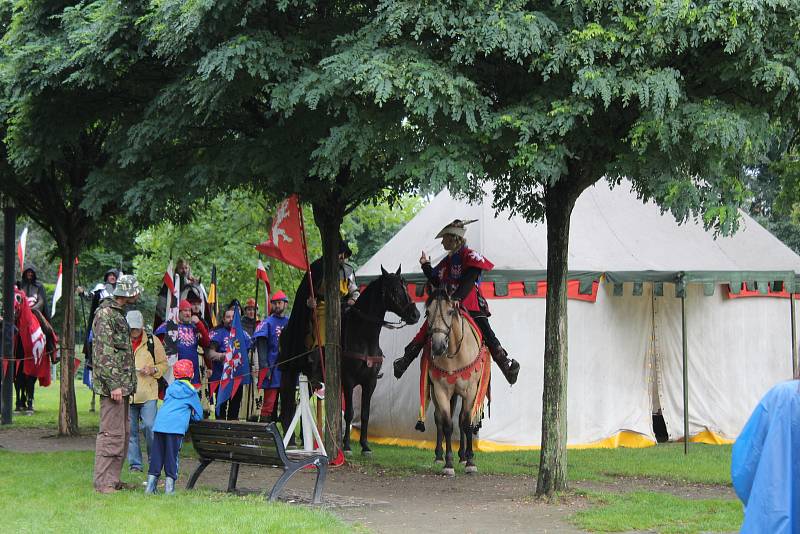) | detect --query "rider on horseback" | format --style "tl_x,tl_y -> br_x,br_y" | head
393,219 -> 521,385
